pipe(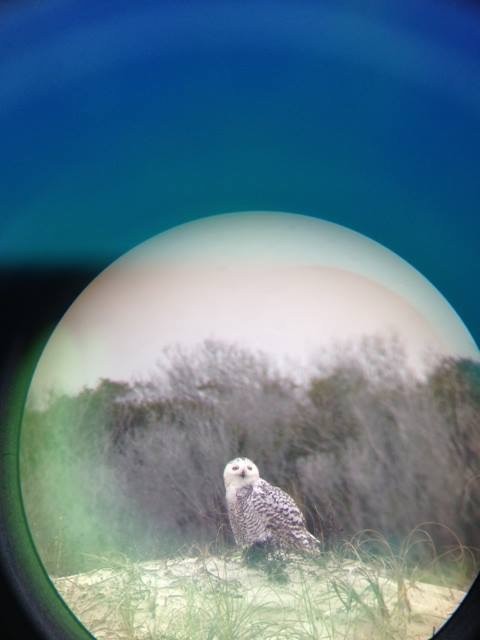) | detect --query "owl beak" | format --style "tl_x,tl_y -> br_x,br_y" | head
240,469 -> 246,478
